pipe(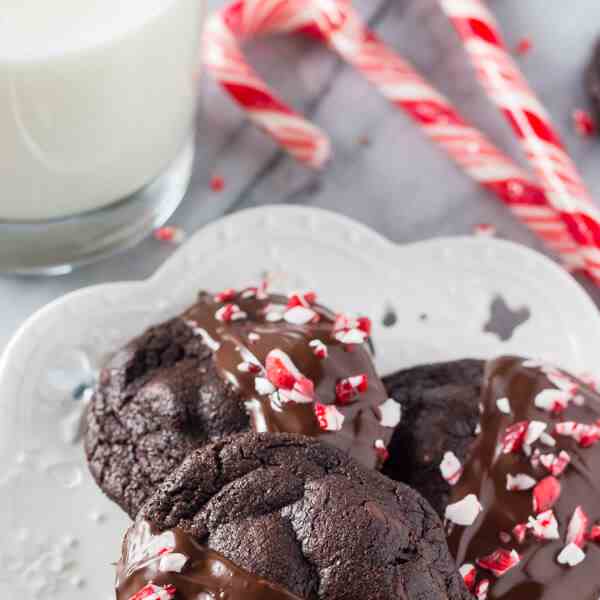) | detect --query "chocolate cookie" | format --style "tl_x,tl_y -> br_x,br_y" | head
382,360 -> 484,515
85,286 -> 395,517
136,432 -> 470,600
